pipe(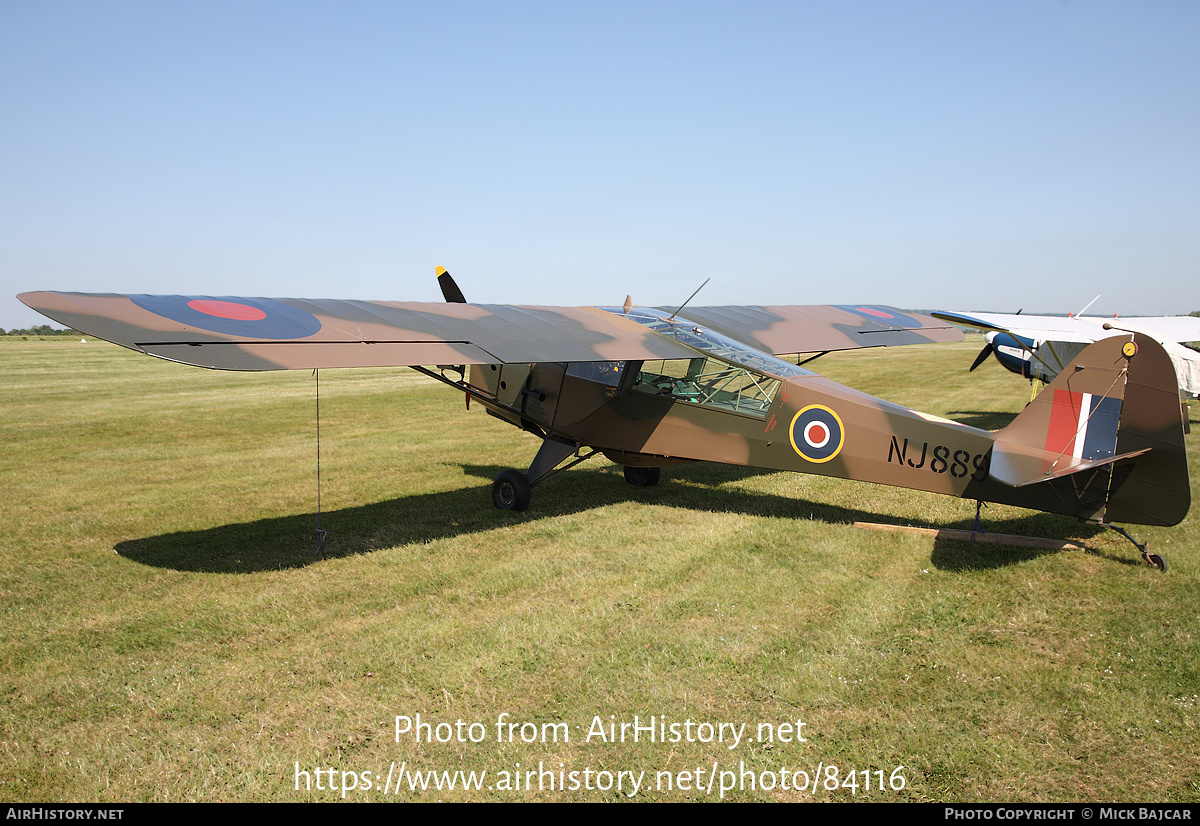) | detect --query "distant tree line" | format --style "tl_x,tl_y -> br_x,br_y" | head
3,325 -> 80,337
